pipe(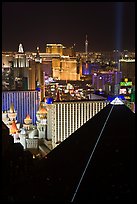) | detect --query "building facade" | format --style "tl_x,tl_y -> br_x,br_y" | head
46,100 -> 109,148
119,59 -> 135,85
92,71 -> 122,94
2,90 -> 39,125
